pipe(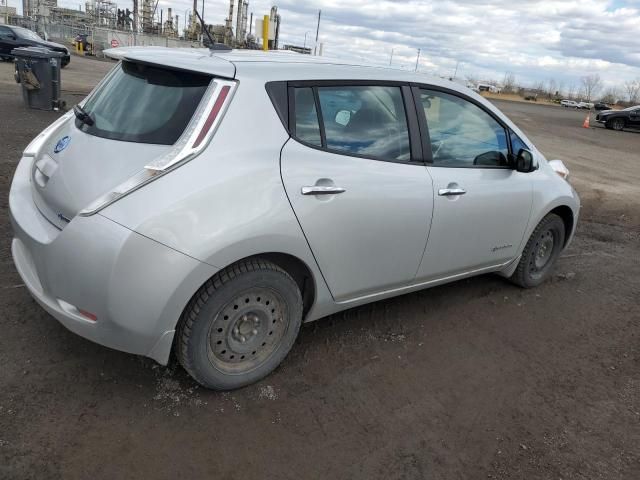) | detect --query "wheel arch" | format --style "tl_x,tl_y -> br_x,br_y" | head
162,252 -> 317,364
184,252 -> 317,322
548,204 -> 574,248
